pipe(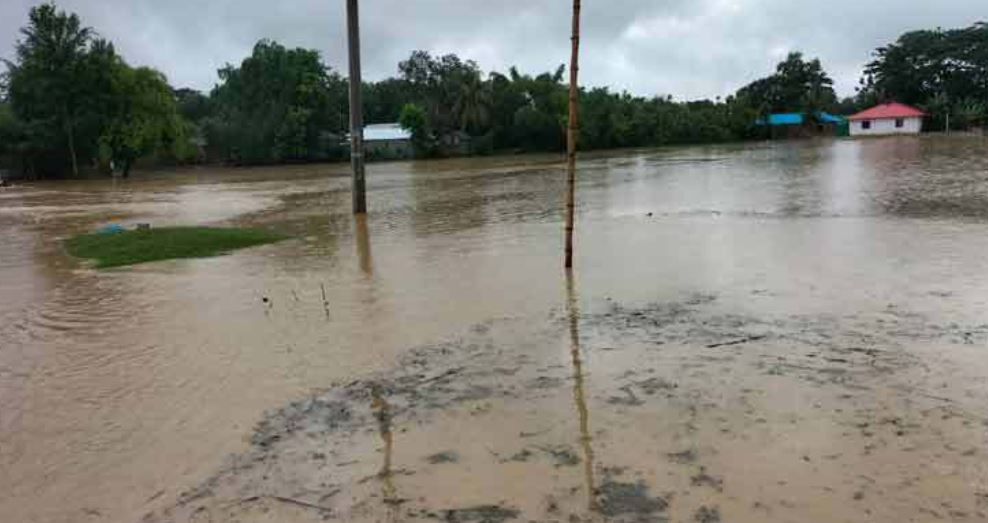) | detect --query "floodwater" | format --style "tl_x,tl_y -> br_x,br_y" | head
2,136 -> 988,523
